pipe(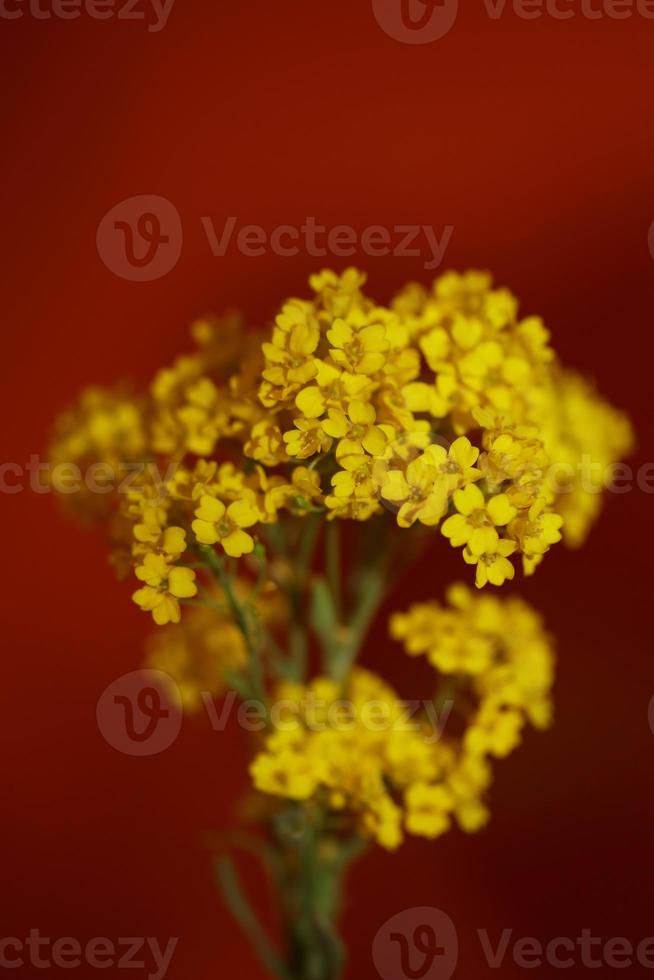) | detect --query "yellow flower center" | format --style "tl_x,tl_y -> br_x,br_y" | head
469,509 -> 488,528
